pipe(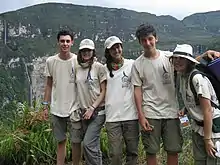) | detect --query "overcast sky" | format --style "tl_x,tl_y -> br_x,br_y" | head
1,0 -> 220,20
